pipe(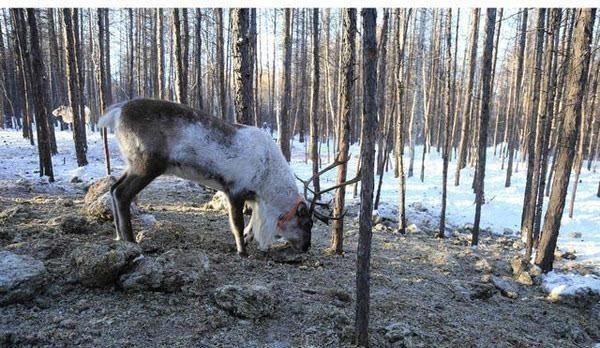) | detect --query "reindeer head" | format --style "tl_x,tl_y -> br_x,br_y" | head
276,196 -> 313,252
295,156 -> 360,235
